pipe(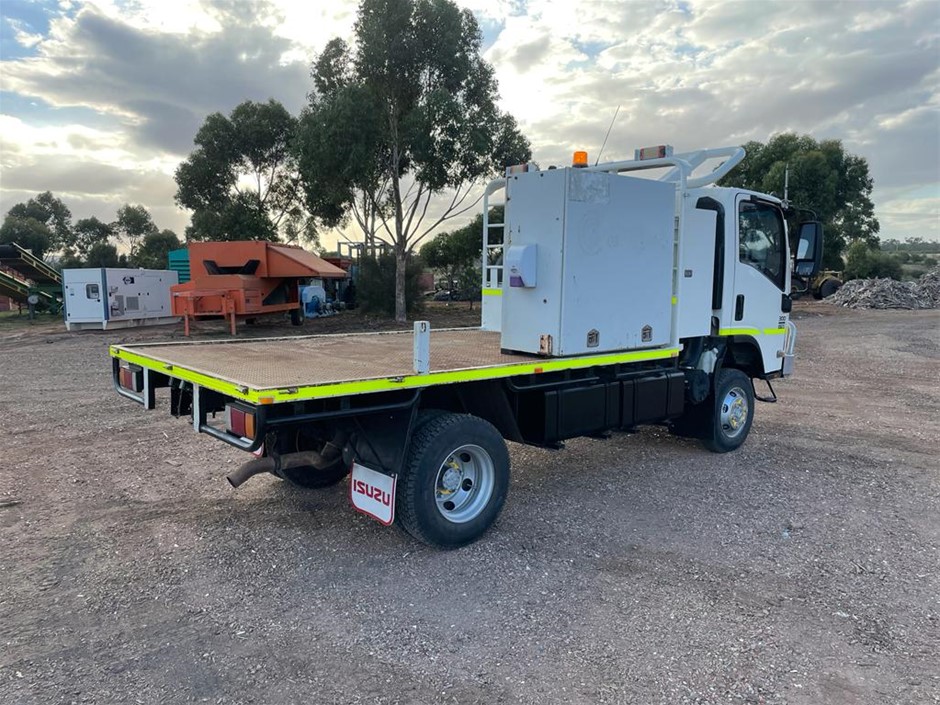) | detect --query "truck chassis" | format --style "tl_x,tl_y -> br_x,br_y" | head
112,326 -> 769,547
